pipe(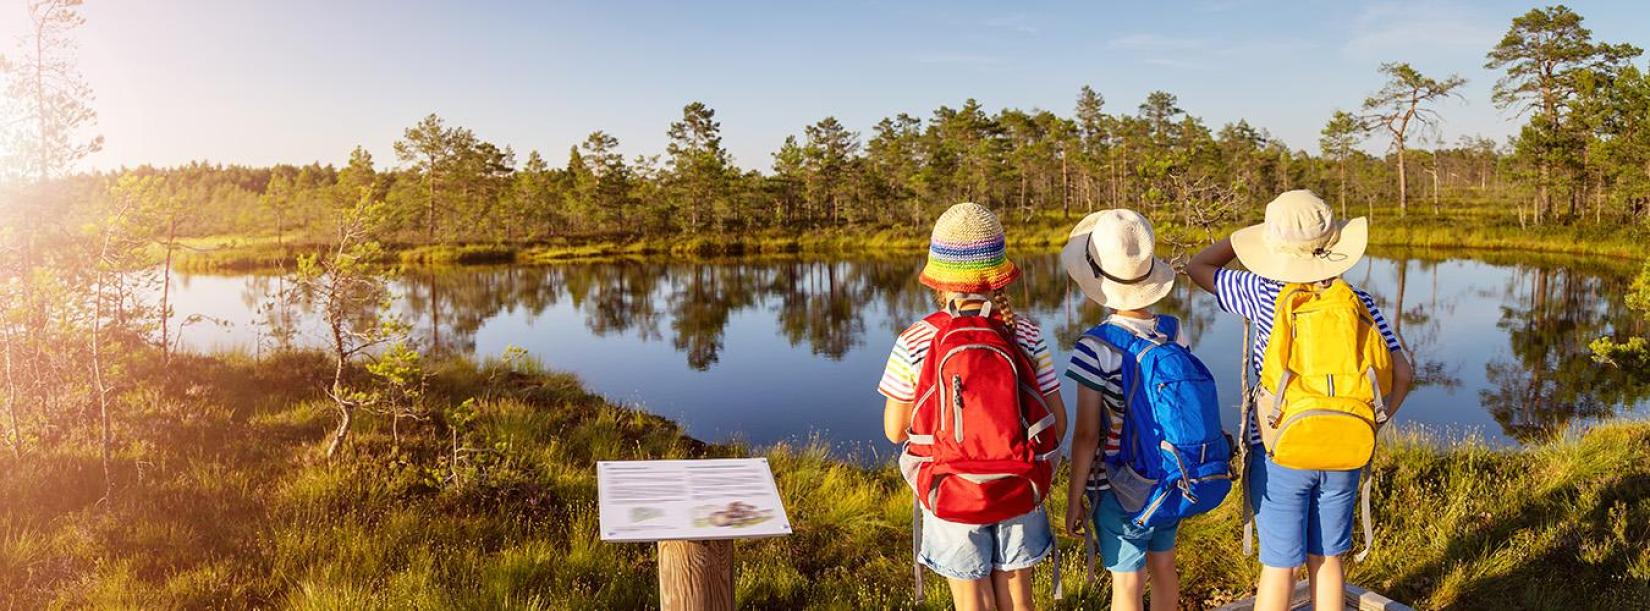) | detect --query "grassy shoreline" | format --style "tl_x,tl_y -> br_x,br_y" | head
173,212 -> 1648,273
3,351 -> 1646,608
